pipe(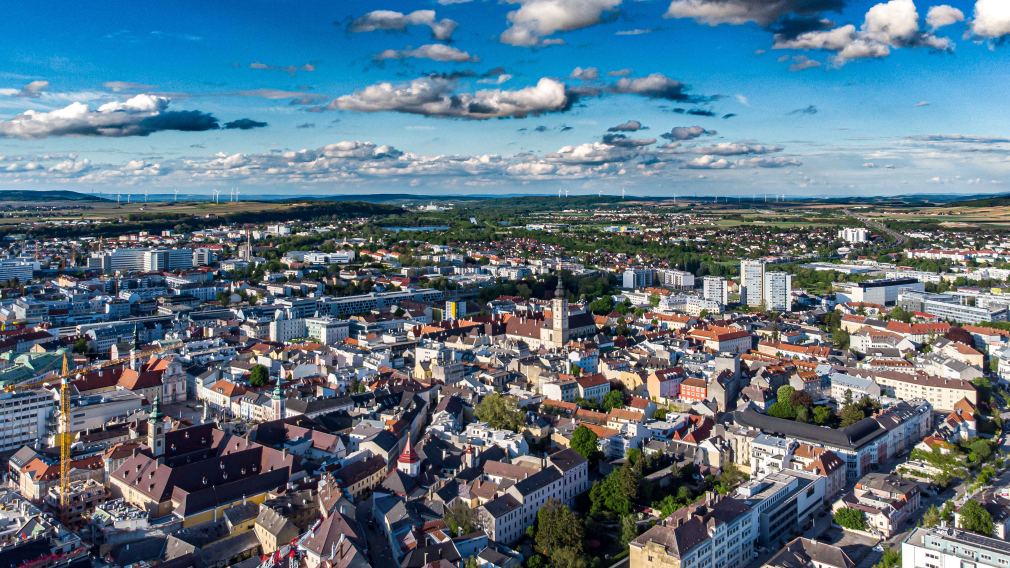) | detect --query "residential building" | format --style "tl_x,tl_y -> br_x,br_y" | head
703,276 -> 728,305
629,494 -> 754,568
763,272 -> 792,312
741,260 -> 766,308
